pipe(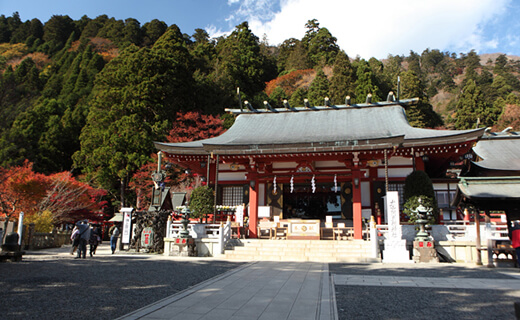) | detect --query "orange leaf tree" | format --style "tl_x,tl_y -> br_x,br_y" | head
38,171 -> 108,224
130,111 -> 225,210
